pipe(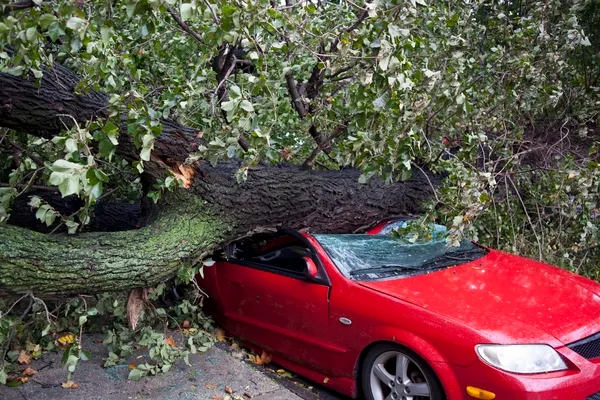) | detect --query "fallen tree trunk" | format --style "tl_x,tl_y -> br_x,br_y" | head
0,58 -> 437,296
0,161 -> 436,296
